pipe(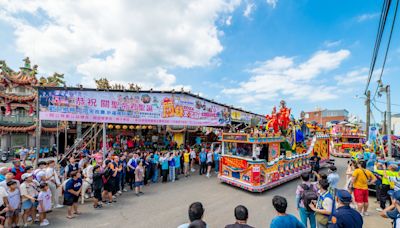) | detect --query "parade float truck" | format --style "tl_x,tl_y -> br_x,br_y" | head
329,124 -> 366,158
218,101 -> 331,192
